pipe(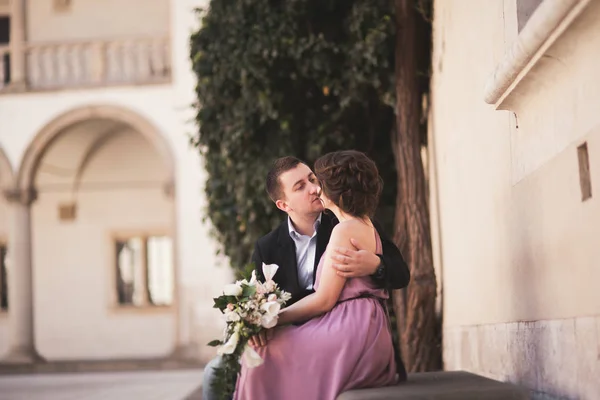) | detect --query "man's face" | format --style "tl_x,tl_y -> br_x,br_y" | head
276,163 -> 324,218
